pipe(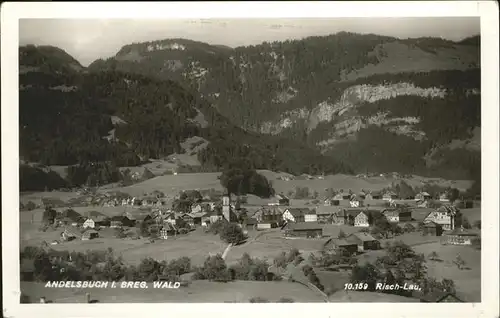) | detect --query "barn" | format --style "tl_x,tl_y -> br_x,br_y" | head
283,222 -> 323,238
